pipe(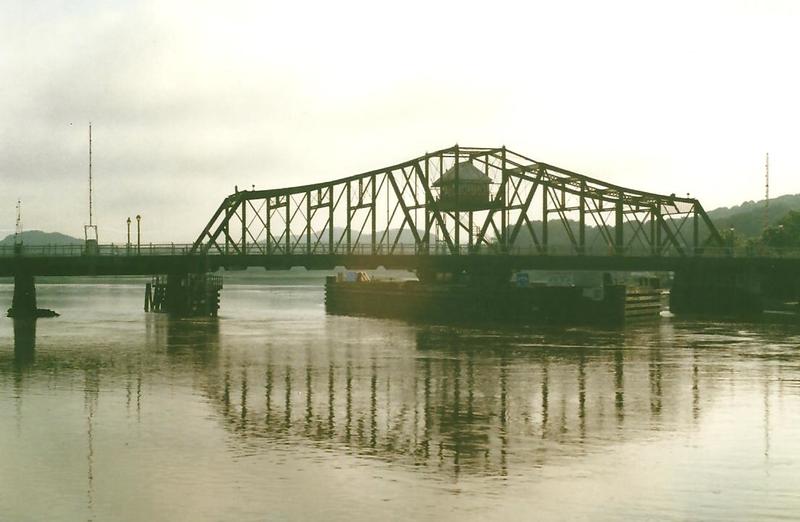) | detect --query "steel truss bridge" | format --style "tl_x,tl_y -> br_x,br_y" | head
6,144 -> 800,278
193,145 -> 724,260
